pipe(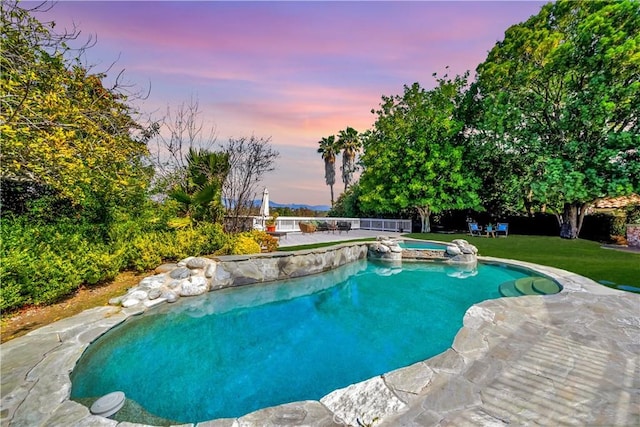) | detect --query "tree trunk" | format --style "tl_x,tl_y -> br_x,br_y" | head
417,206 -> 431,233
330,184 -> 334,206
558,202 -> 588,239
